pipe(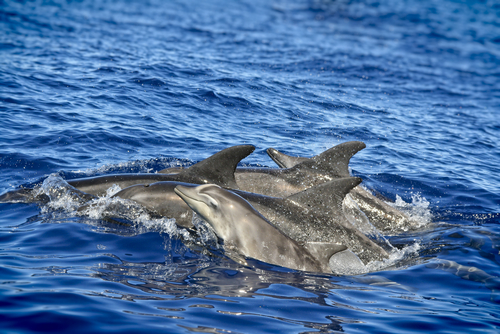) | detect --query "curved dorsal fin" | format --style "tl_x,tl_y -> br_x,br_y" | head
286,177 -> 362,214
180,145 -> 255,189
288,141 -> 366,177
266,148 -> 308,168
